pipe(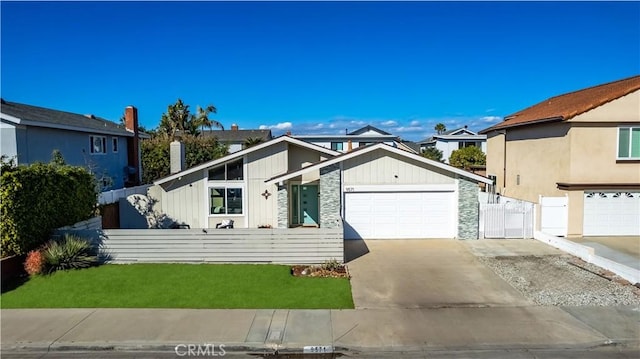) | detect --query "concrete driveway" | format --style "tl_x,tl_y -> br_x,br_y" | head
345,239 -> 534,309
